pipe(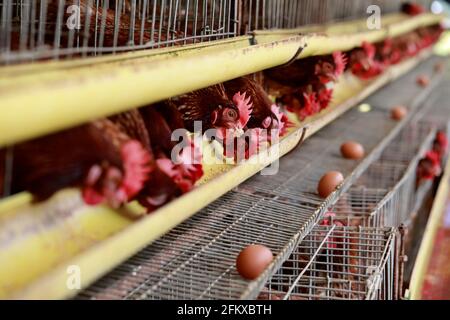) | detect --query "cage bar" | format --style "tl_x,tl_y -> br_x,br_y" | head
74,70 -> 438,300
0,0 -> 439,64
325,122 -> 436,229
0,0 -> 239,63
258,226 -> 397,300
